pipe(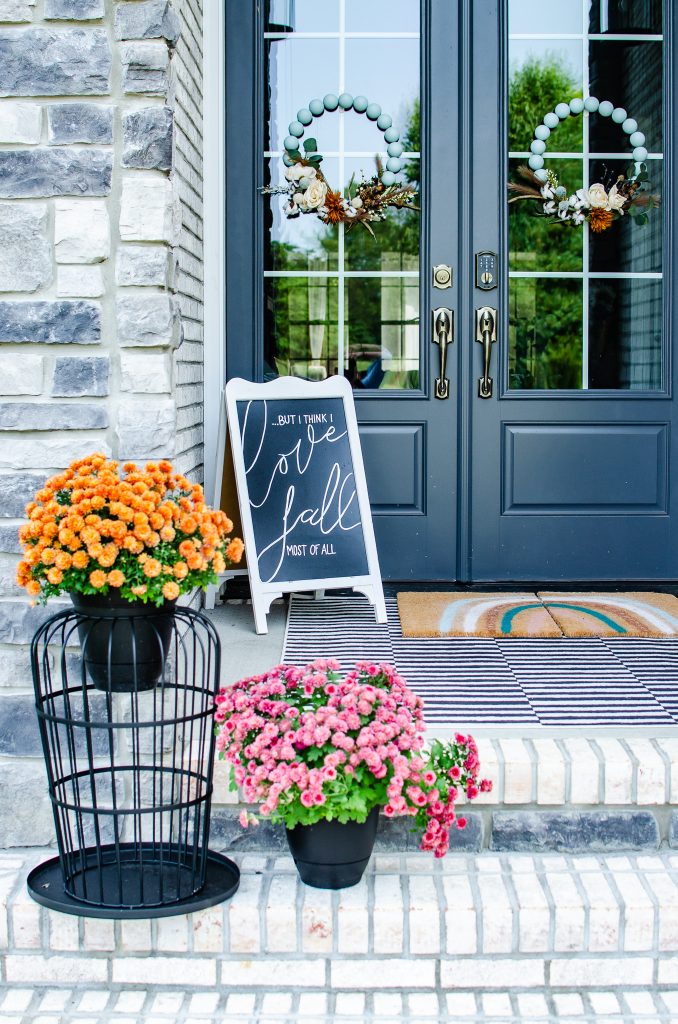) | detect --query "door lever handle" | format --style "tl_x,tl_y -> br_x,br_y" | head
475,306 -> 497,399
432,306 -> 454,399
